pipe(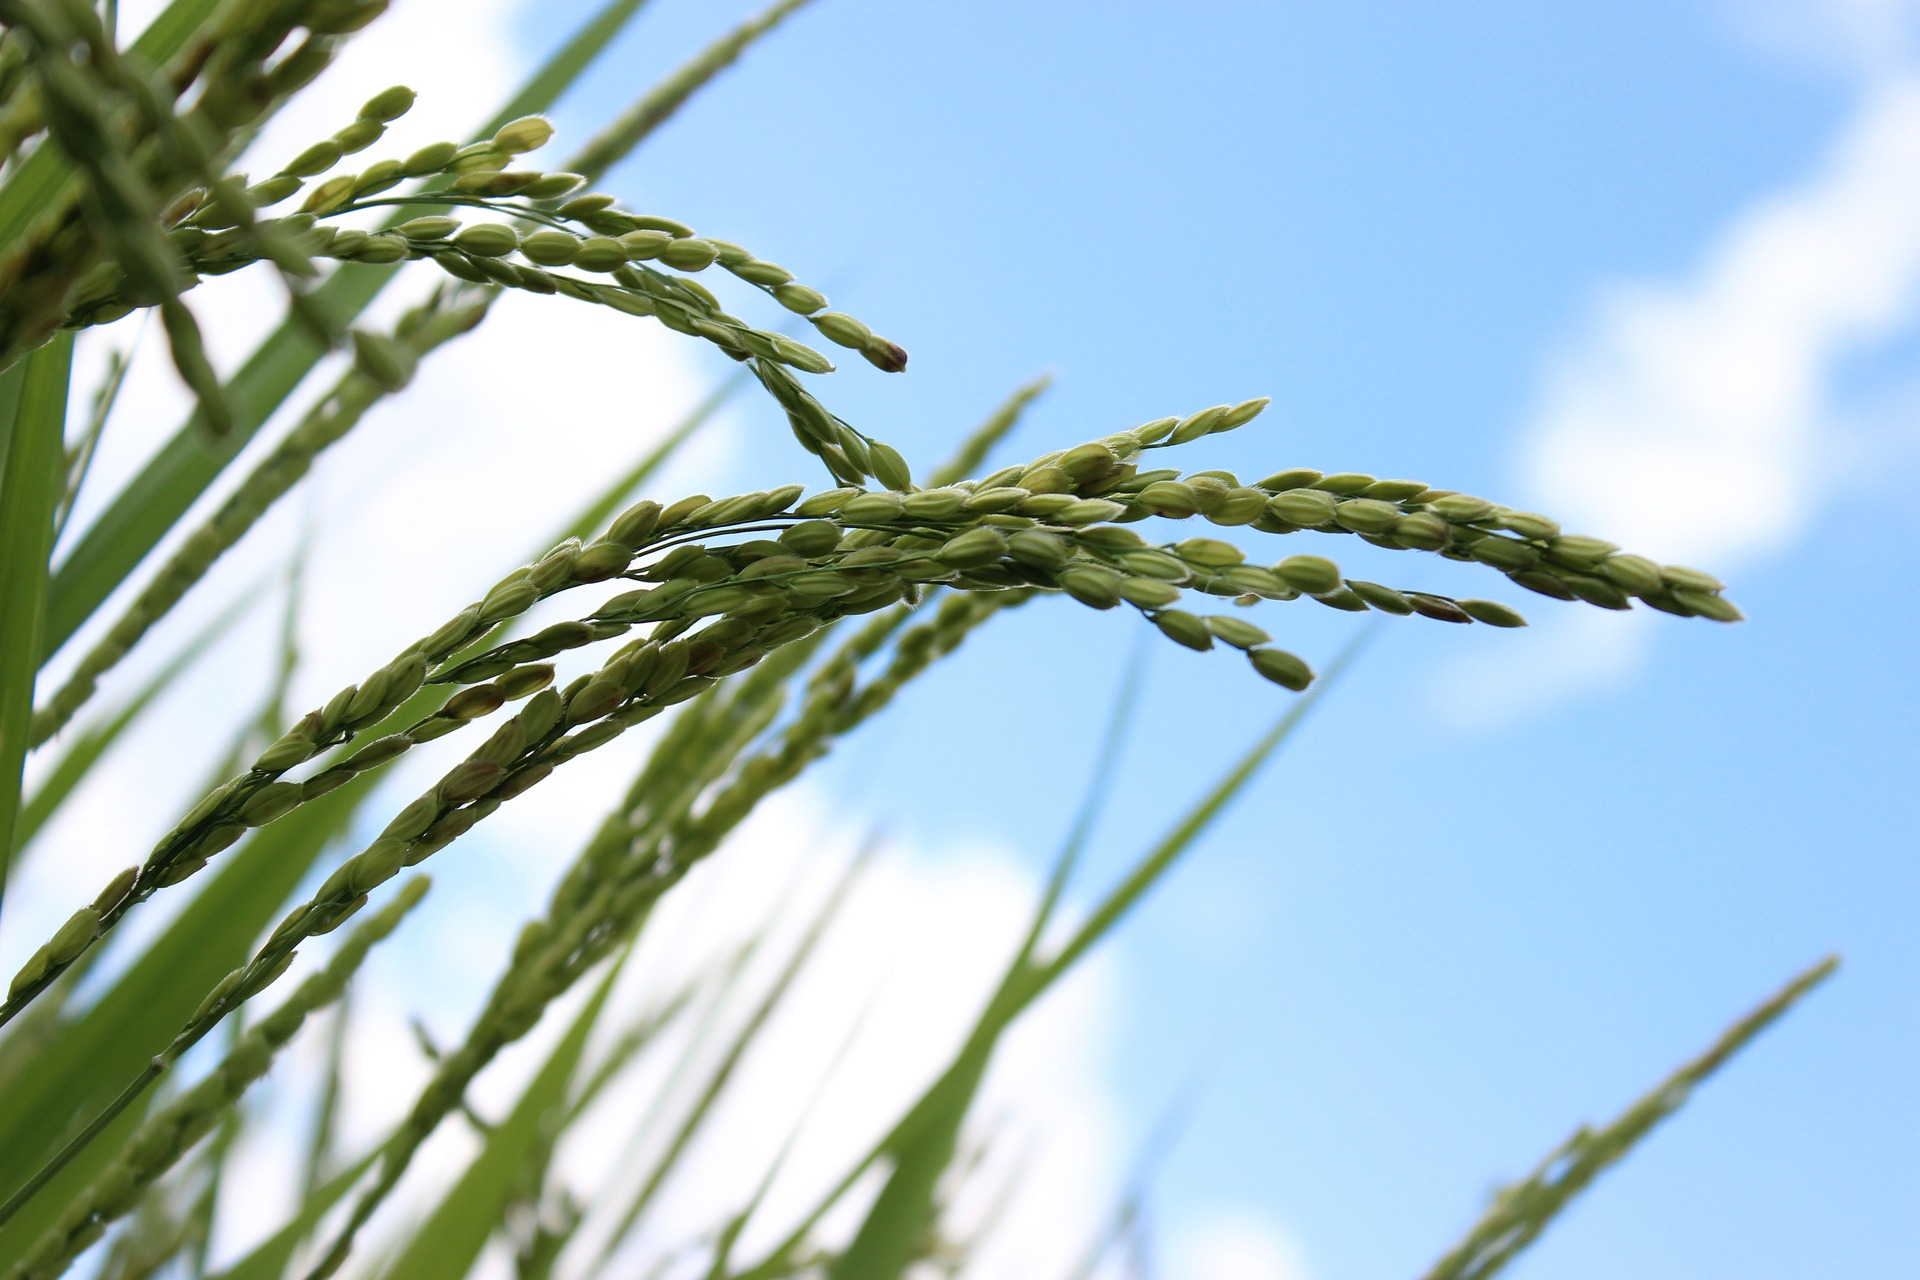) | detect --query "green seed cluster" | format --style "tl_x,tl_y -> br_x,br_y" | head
1110,446 -> 1740,622
0,396 -> 1734,1037
310,592 -> 1014,1275
0,0 -> 383,423
1,879 -> 429,1280
57,98 -> 914,489
239,395 -> 1742,1264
